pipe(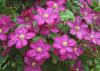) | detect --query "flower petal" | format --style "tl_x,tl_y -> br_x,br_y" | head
27,50 -> 36,57
59,48 -> 66,55
68,39 -> 76,46
0,34 -> 7,41
16,41 -> 22,49
66,47 -> 73,52
26,32 -> 36,39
